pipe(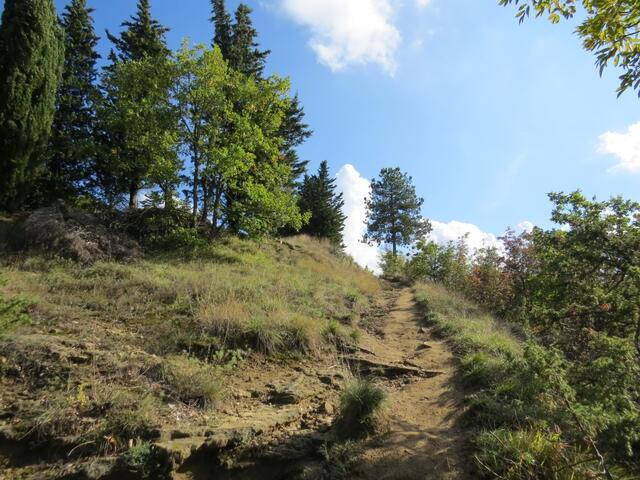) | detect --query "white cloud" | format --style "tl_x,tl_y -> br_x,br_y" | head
429,220 -> 503,254
415,0 -> 432,9
598,121 -> 640,173
280,0 -> 401,74
517,221 -> 534,233
335,164 -> 381,273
